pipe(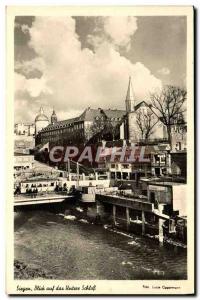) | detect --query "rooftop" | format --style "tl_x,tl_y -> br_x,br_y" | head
148,181 -> 185,186
41,107 -> 126,132
35,107 -> 49,122
14,152 -> 34,156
